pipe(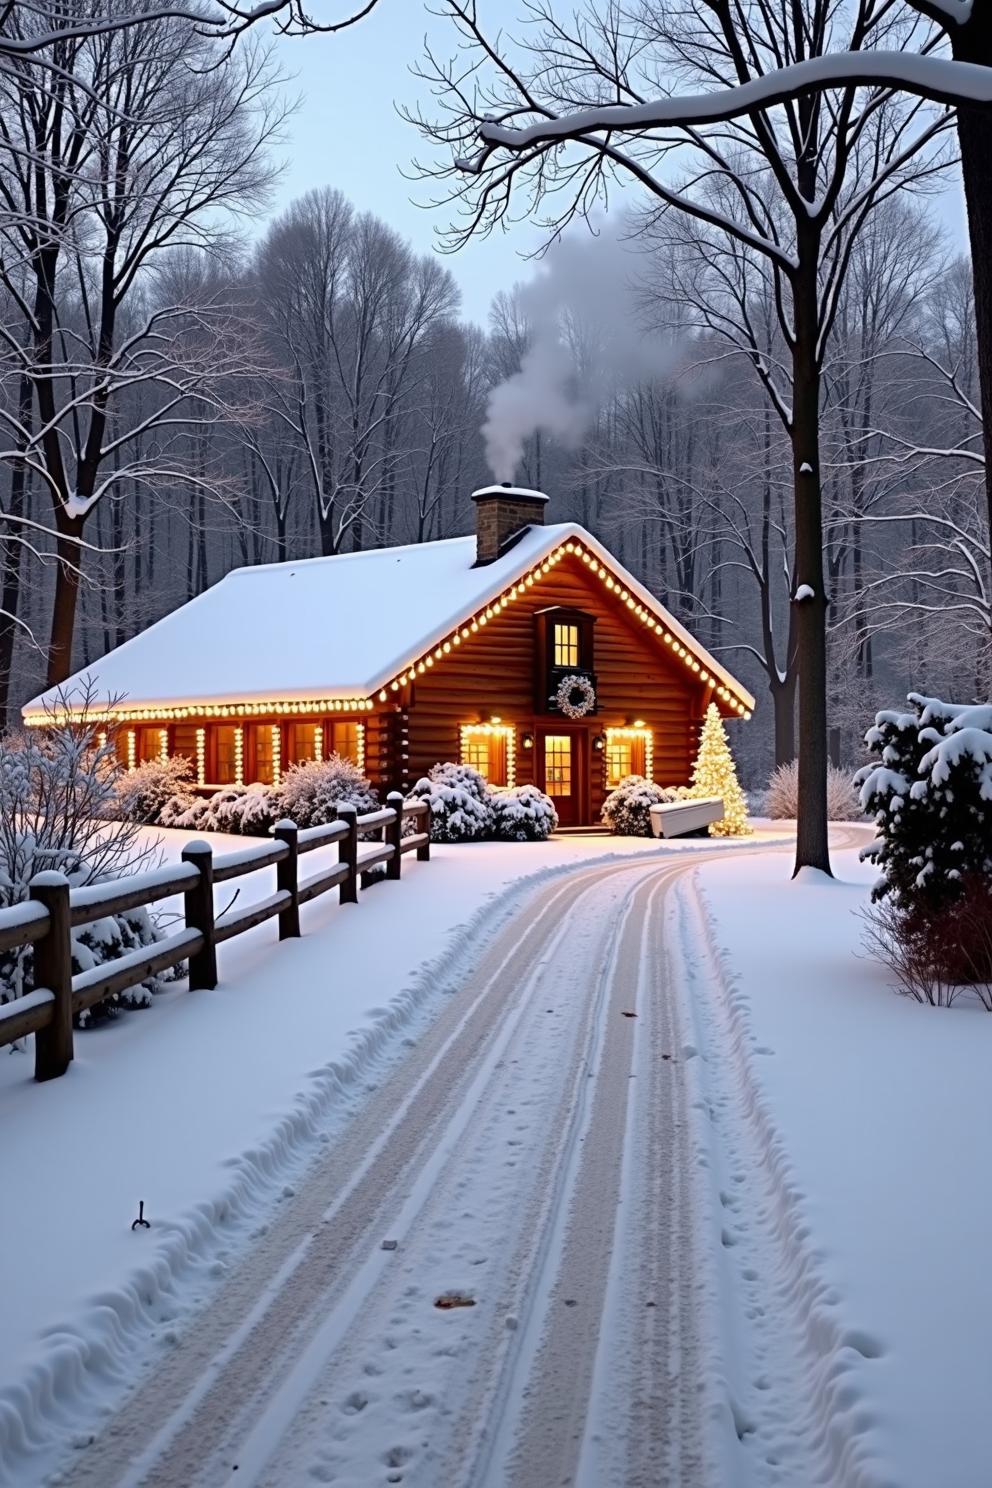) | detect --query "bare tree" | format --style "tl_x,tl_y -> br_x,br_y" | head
413,1 -> 953,873
0,2 -> 285,684
255,189 -> 459,554
0,0 -> 381,59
